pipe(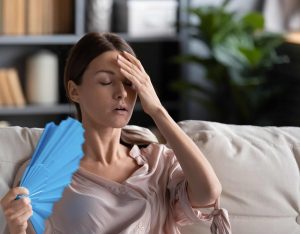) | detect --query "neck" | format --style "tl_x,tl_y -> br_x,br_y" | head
81,123 -> 127,166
